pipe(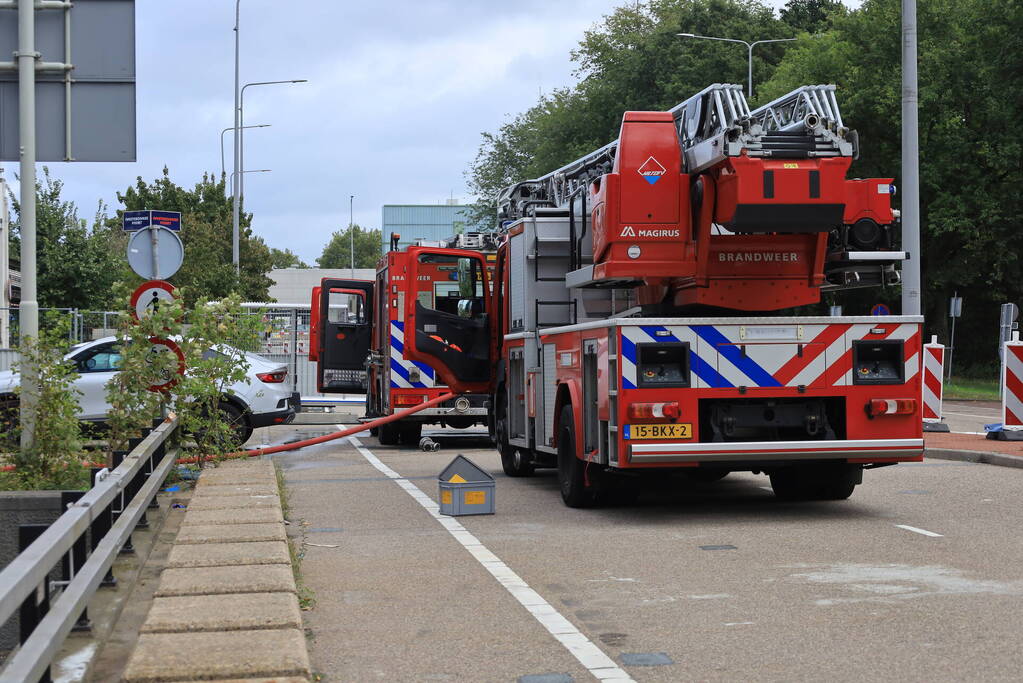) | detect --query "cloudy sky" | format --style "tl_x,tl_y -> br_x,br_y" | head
5,0 -> 854,265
